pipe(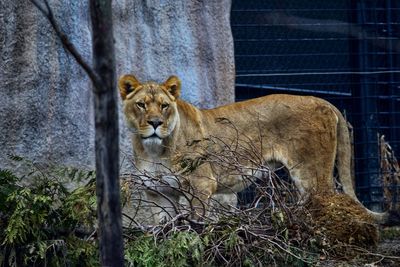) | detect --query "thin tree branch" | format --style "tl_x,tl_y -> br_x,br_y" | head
29,0 -> 102,90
